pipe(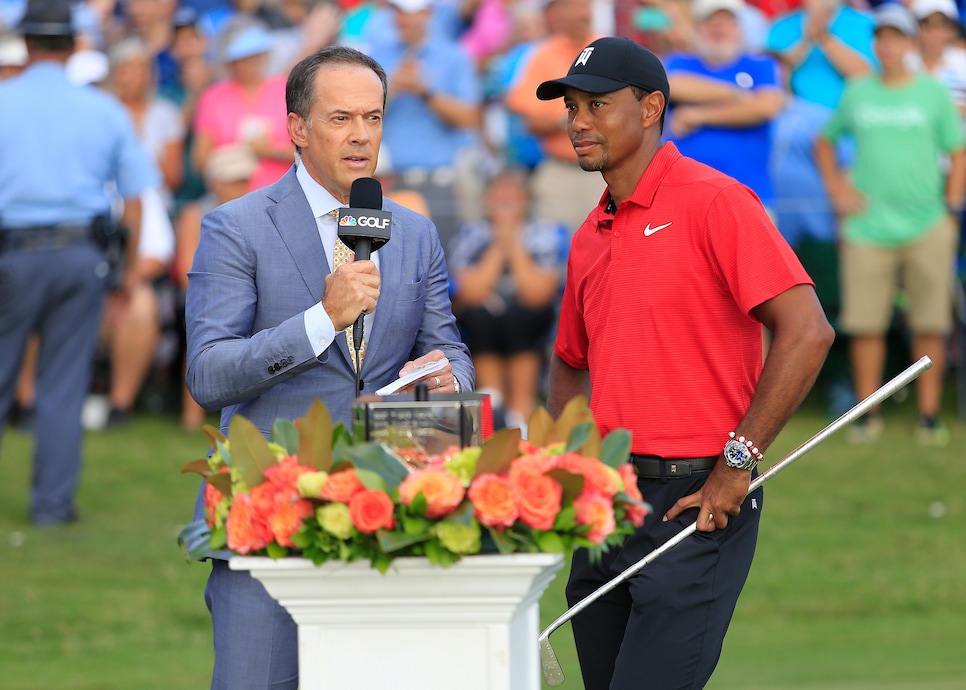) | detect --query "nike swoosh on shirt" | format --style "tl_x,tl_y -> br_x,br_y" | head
643,222 -> 672,236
